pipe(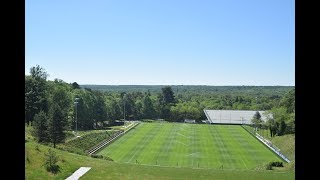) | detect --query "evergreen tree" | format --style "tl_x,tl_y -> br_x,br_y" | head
31,111 -> 49,142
